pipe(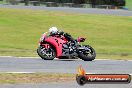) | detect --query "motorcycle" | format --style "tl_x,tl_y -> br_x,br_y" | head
37,32 -> 96,61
